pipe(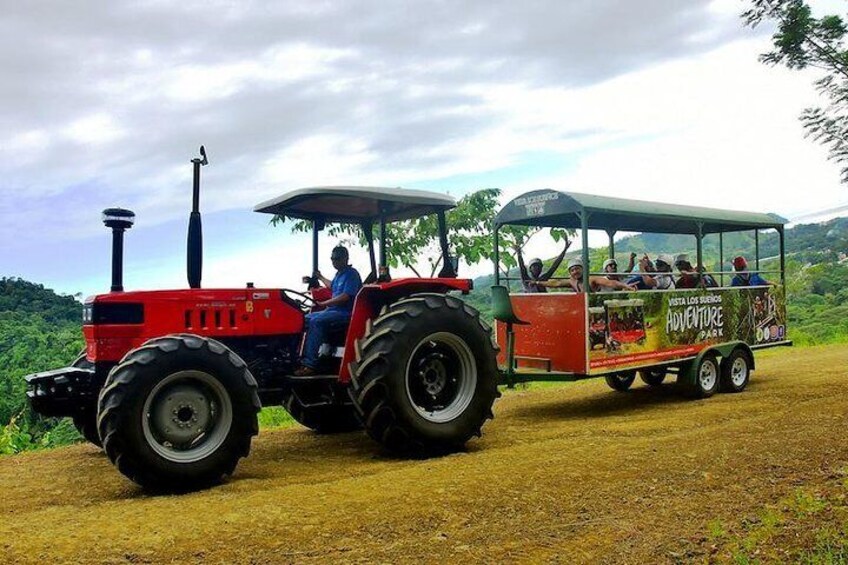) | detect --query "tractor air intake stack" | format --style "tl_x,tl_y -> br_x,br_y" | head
102,208 -> 135,292
187,145 -> 208,289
